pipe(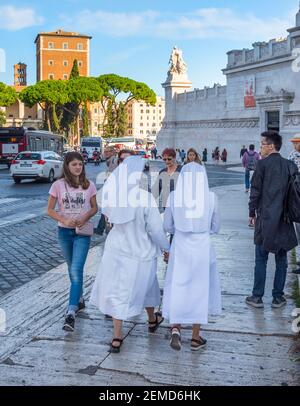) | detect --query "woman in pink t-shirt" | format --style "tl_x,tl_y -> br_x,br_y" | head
47,152 -> 98,332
